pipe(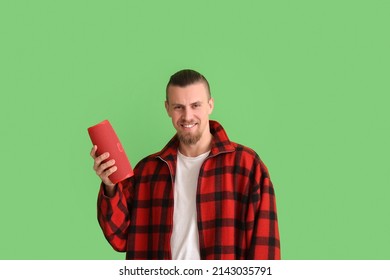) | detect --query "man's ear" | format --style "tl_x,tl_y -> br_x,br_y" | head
165,101 -> 171,117
208,98 -> 214,115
